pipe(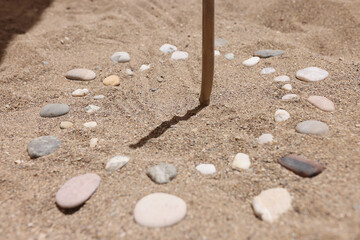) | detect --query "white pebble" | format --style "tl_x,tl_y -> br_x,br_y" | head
242,57 -> 260,67
274,75 -> 290,82
106,155 -> 129,172
85,105 -> 100,114
171,51 -> 188,60
261,67 -> 276,74
282,94 -> 300,101
140,64 -> 150,71
72,89 -> 89,97
90,138 -> 98,148
125,68 -> 134,76
275,109 -> 290,122
84,121 -> 97,128
282,84 -> 292,91
196,164 -> 216,175
214,50 -> 220,56
111,52 -> 130,63
232,153 -> 251,170
160,44 -> 177,54
93,95 -> 105,100
225,53 -> 234,60
296,67 -> 328,82
257,134 -> 274,144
